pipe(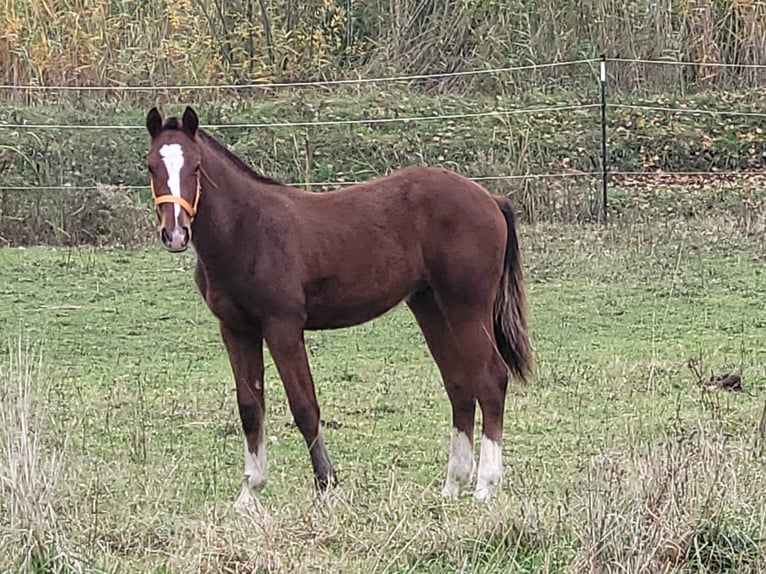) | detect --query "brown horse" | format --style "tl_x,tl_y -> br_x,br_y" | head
145,106 -> 531,507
